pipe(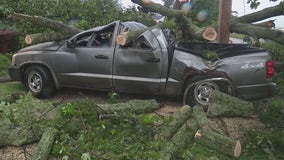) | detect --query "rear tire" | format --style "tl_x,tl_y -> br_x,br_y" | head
24,66 -> 54,98
183,75 -> 231,109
